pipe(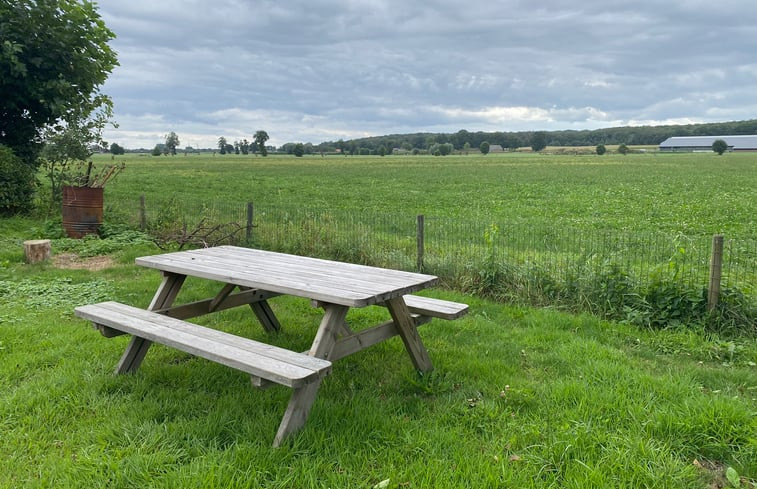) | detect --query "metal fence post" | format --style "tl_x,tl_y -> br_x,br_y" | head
246,202 -> 254,245
708,234 -> 724,311
417,214 -> 425,272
